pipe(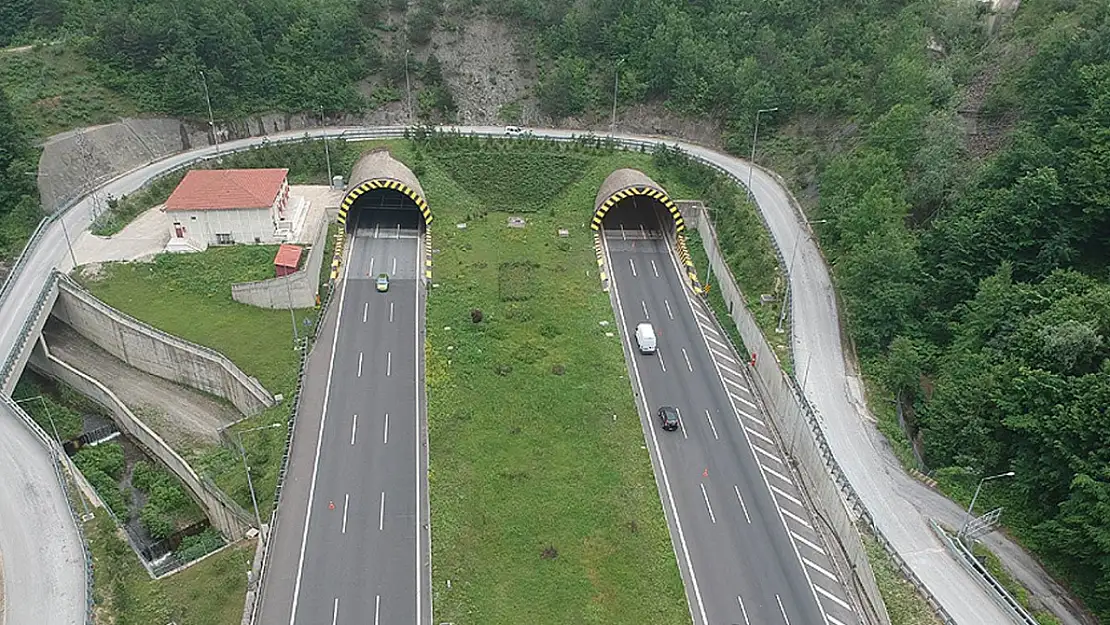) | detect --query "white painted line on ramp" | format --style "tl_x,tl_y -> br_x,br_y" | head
664,299 -> 674,319
803,557 -> 839,583
700,483 -> 716,524
379,491 -> 385,531
735,408 -> 765,427
677,407 -> 688,439
738,596 -> 752,625
682,347 -> 693,372
716,361 -> 743,378
351,414 -> 357,445
651,259 -> 659,277
815,584 -> 853,611
744,426 -> 775,446
375,595 -> 381,625
771,485 -> 803,507
780,507 -> 812,529
760,463 -> 795,486
363,302 -> 368,323
642,300 -> 649,319
629,257 -> 637,277
392,257 -> 397,275
386,352 -> 392,376
776,594 -> 791,625
383,413 -> 389,444
752,443 -> 784,464
369,257 -> 375,276
658,350 -> 667,373
704,410 -> 719,440
713,350 -> 737,364
332,597 -> 340,625
733,485 -> 752,524
389,301 -> 394,323
791,531 -> 827,555
341,494 -> 350,534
